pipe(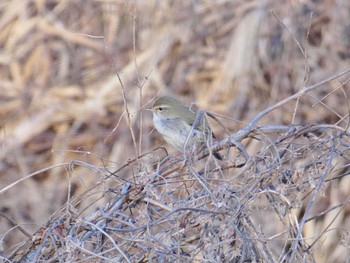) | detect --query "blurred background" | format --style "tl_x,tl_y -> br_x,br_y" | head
0,0 -> 349,261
